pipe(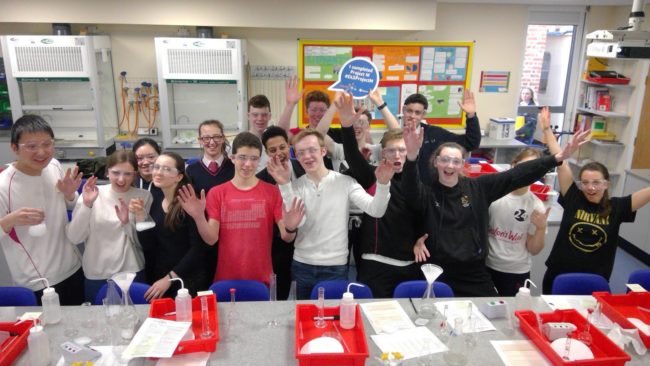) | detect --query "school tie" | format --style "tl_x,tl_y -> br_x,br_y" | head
208,161 -> 218,174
